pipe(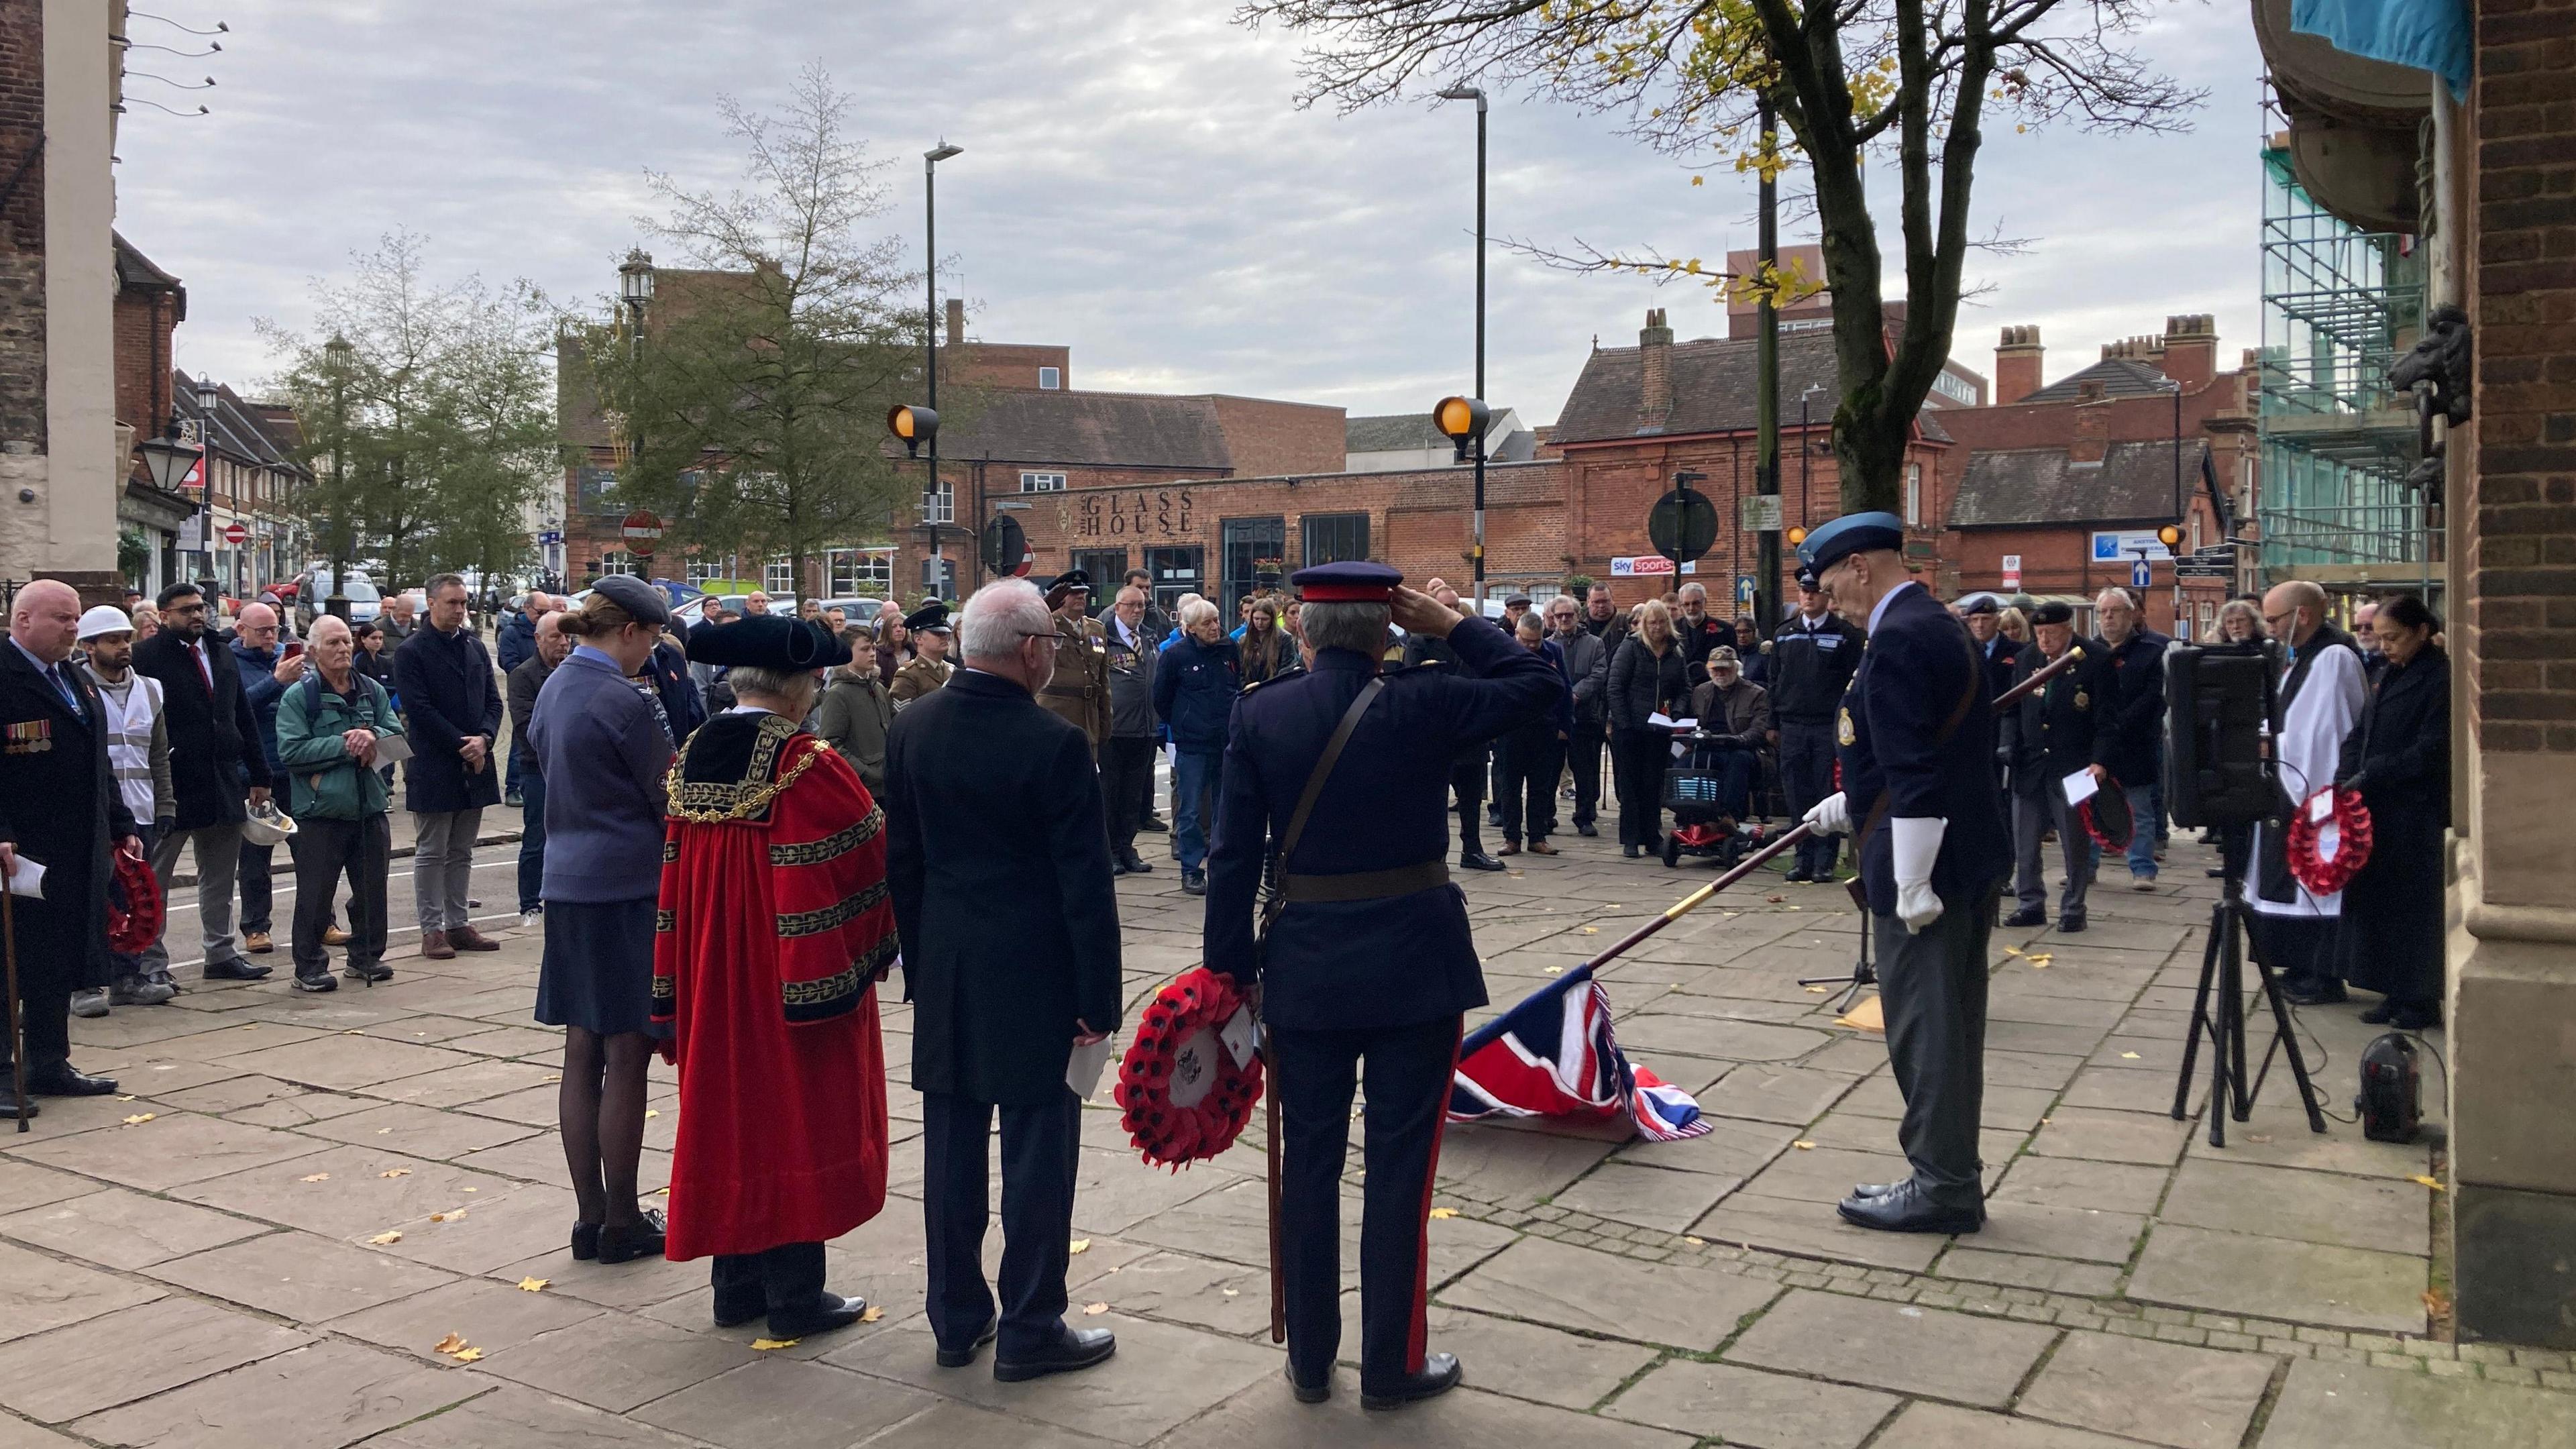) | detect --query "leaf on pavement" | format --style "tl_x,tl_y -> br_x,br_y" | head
644,1110 -> 660,1120
430,1209 -> 466,1223
1683,1236 -> 1705,1246
517,1277 -> 549,1293
121,1113 -> 155,1126
1082,1302 -> 1109,1316
751,1338 -> 800,1351
432,1333 -> 466,1354
300,1173 -> 331,1183
380,1168 -> 411,1179
1792,1140 -> 1816,1150
2410,1175 -> 2445,1192
1069,1239 -> 1091,1254
1428,1208 -> 1458,1220
368,1231 -> 403,1245
449,1346 -> 483,1362
2119,1052 -> 2141,1060
860,1305 -> 884,1323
